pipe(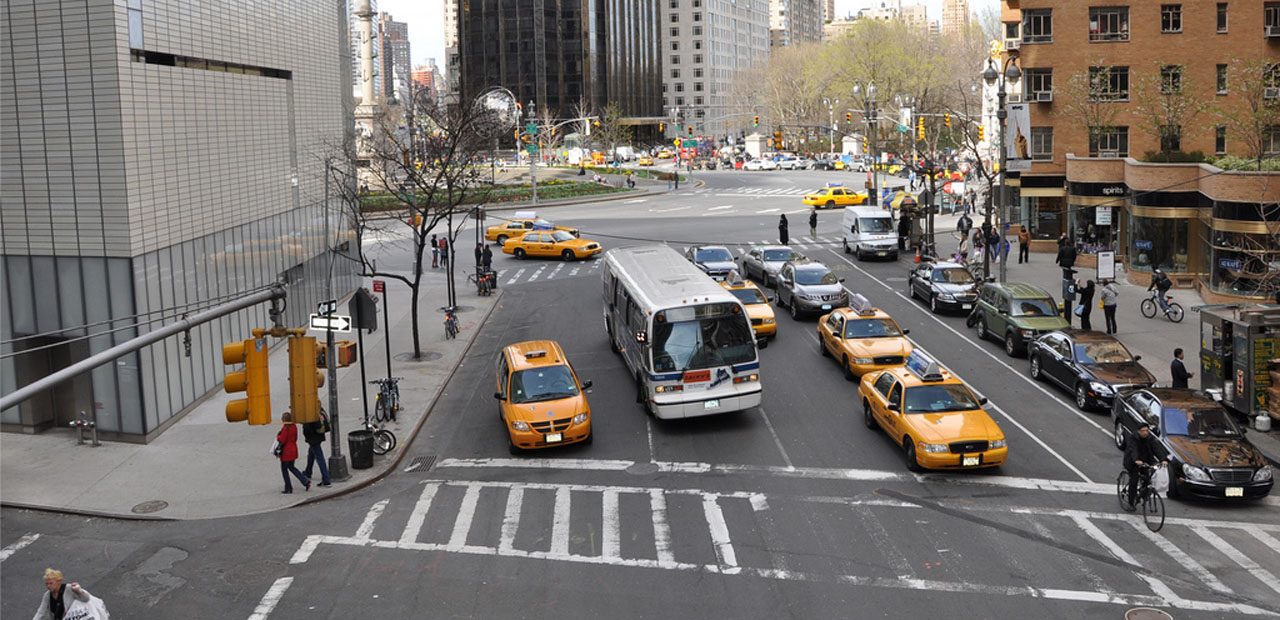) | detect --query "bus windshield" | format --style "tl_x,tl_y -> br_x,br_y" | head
652,304 -> 756,372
